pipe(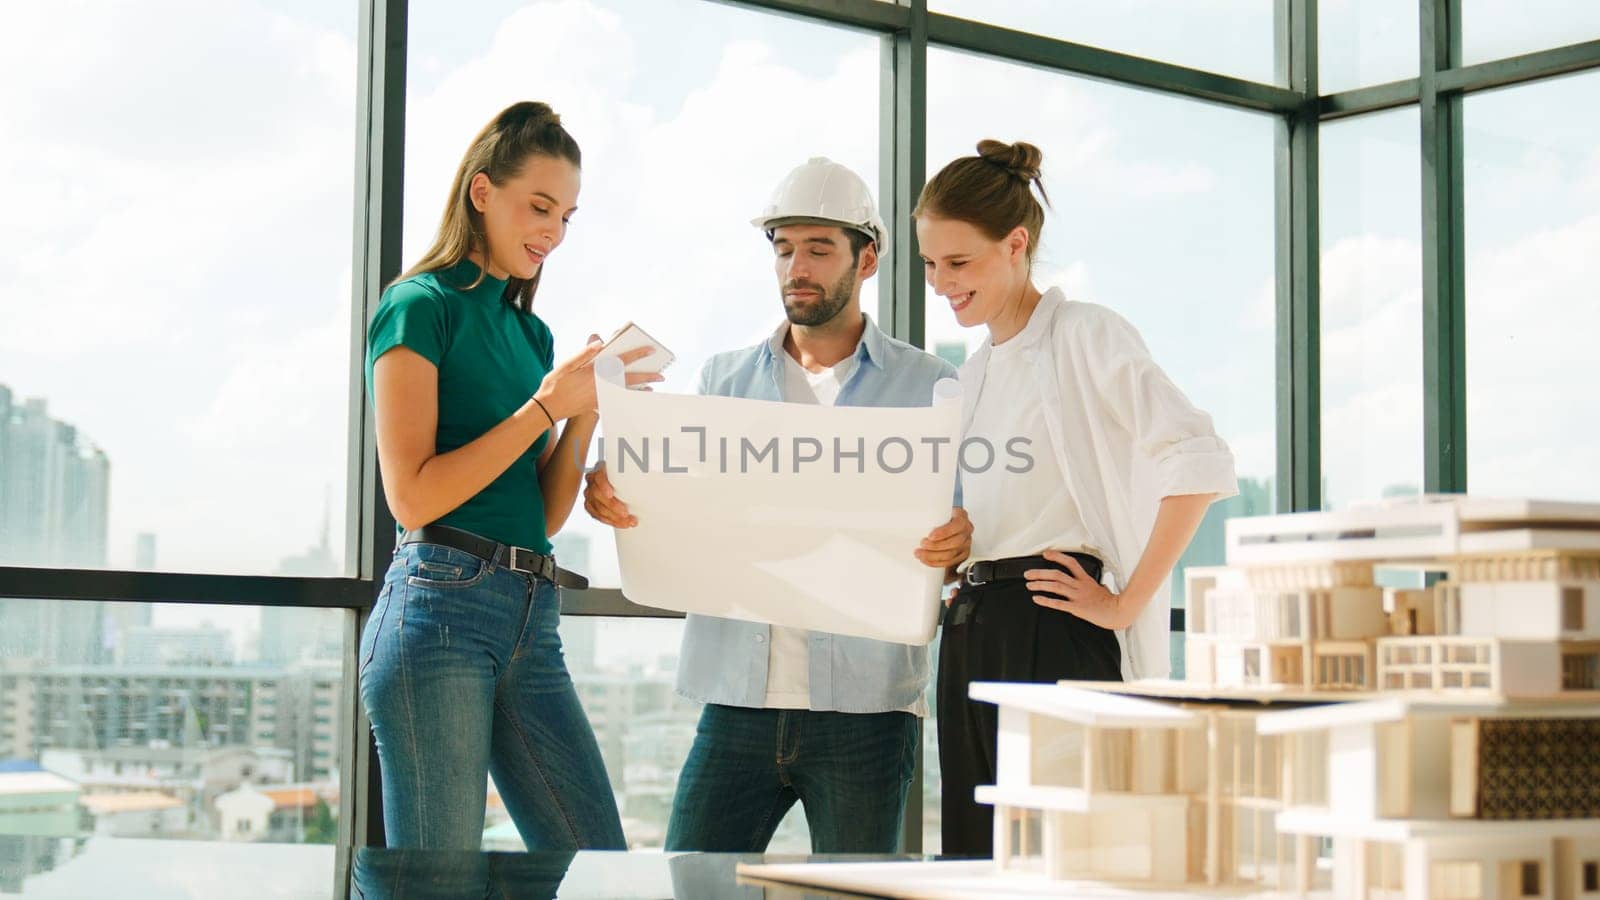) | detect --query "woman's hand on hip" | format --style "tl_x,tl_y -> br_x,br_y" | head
1026,549 -> 1136,630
